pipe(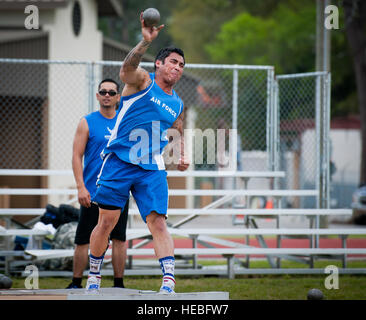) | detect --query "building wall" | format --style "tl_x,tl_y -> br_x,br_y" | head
329,129 -> 361,209
44,0 -> 102,61
301,128 -> 361,208
0,1 -> 109,208
0,34 -> 48,60
42,1 -> 103,203
0,27 -> 49,212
